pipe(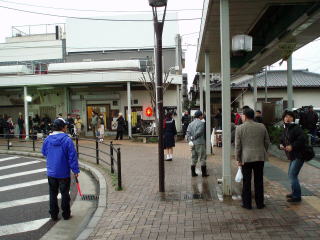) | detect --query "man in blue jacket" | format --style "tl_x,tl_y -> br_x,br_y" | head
42,118 -> 80,220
